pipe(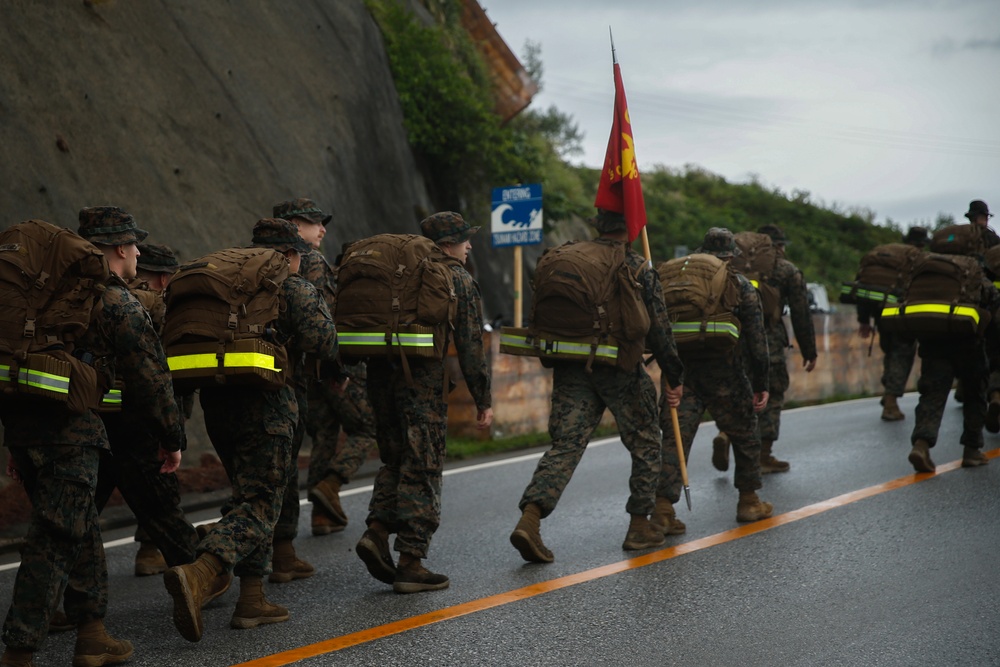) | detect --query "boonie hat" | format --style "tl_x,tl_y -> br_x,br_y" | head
251,218 -> 312,254
902,227 -> 930,247
695,227 -> 740,258
592,208 -> 627,234
78,206 -> 148,246
757,224 -> 788,245
965,200 -> 992,220
273,198 -> 332,226
136,243 -> 179,273
420,211 -> 480,244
